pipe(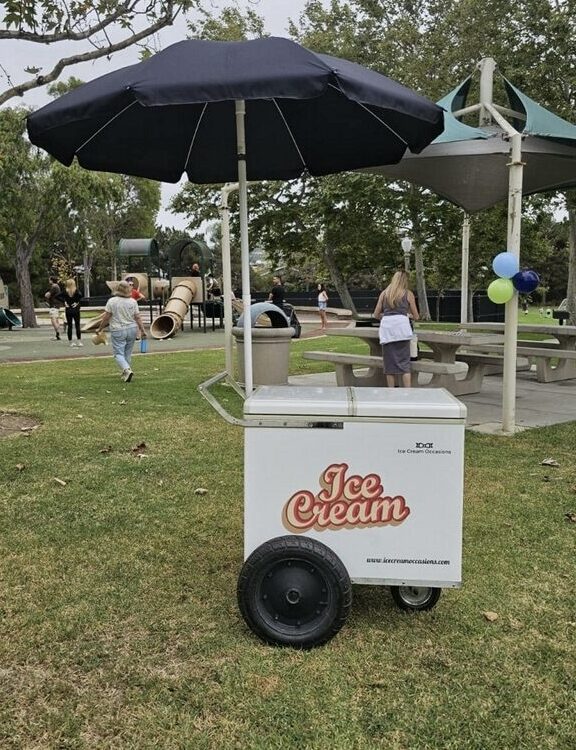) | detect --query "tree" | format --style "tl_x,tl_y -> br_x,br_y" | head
0,0 -> 198,105
55,169 -> 161,297
0,105 -> 161,322
0,107 -> 66,325
292,0 -> 576,317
